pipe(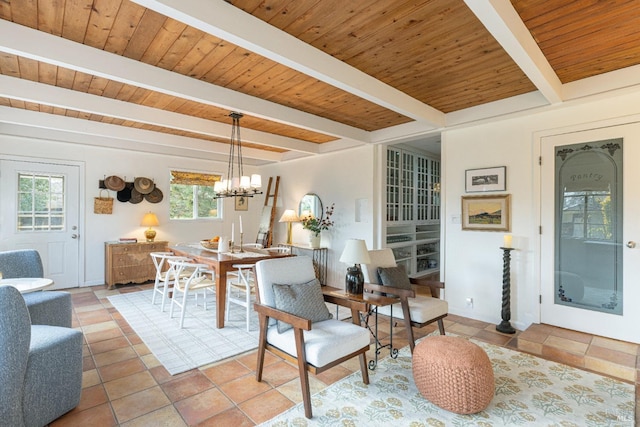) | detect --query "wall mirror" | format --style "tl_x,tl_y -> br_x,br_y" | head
298,193 -> 323,219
